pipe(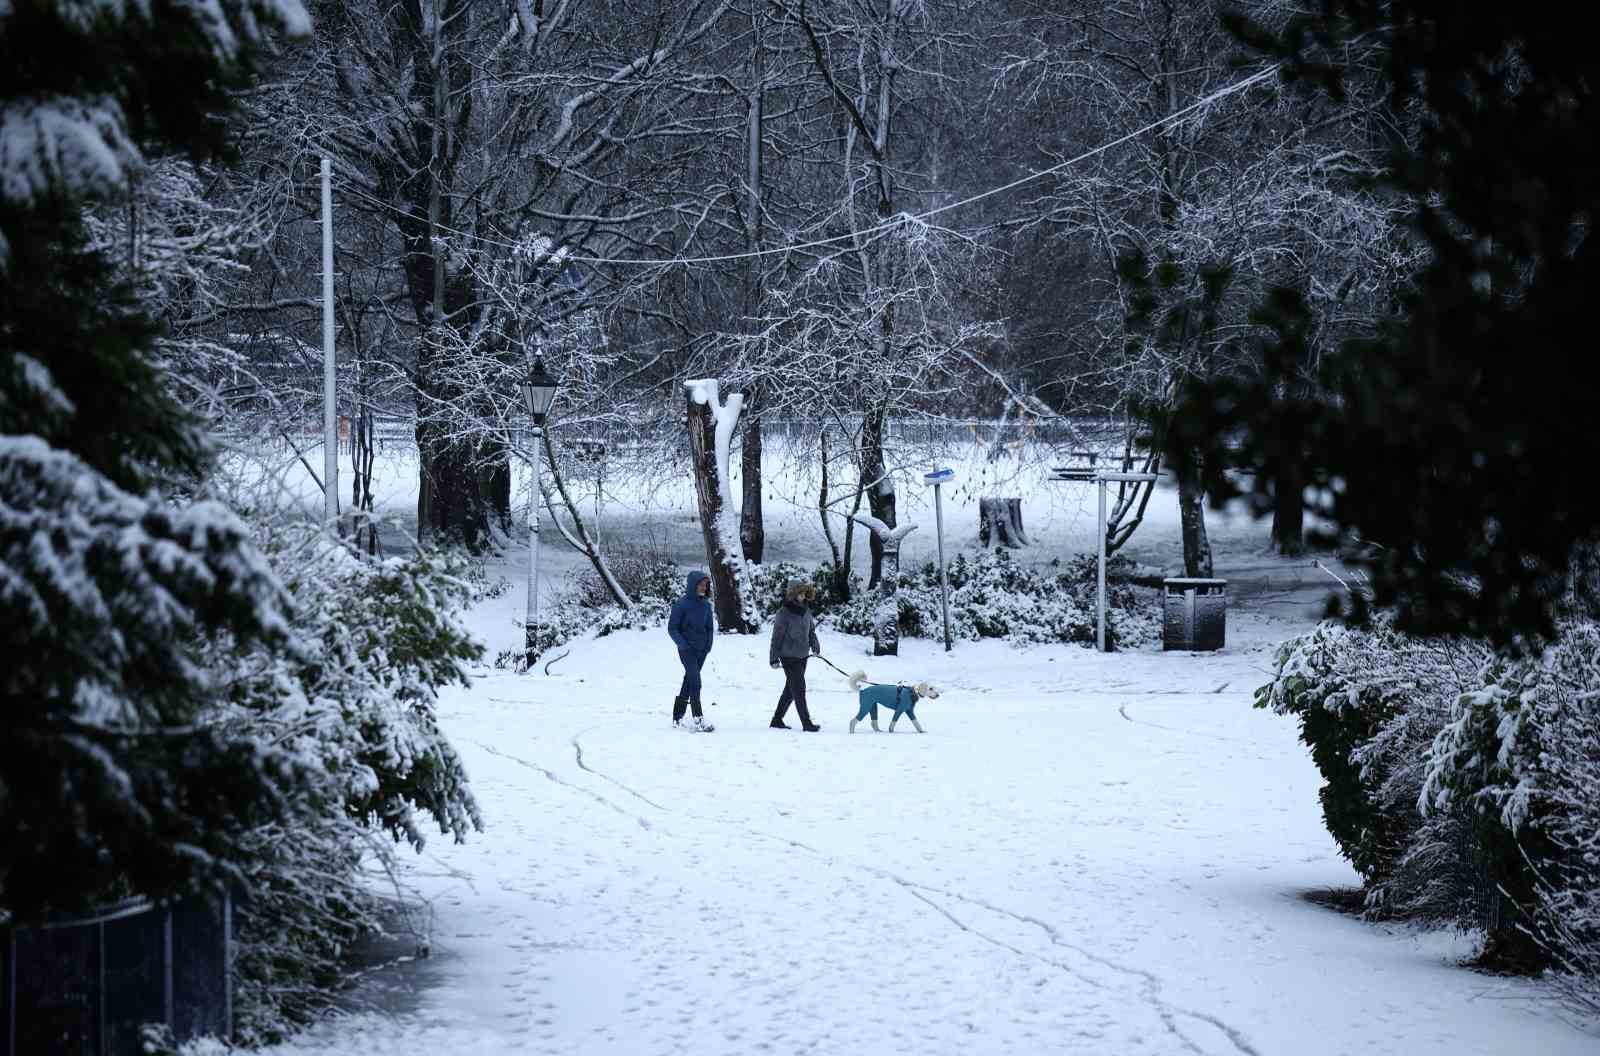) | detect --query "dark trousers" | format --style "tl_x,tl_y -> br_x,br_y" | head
676,648 -> 706,720
771,657 -> 813,726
